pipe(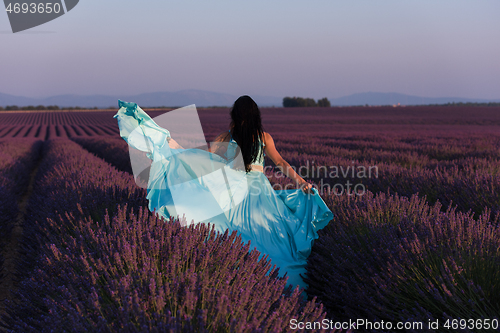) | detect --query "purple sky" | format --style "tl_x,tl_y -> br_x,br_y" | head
1,0 -> 499,100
